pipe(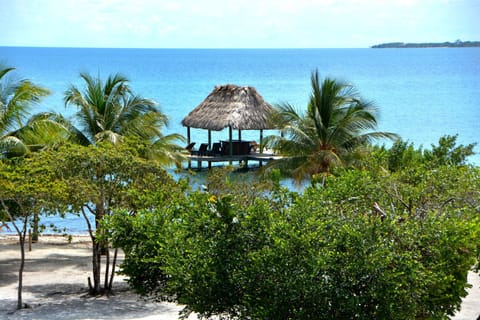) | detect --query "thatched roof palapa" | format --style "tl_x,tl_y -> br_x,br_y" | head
182,84 -> 275,131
